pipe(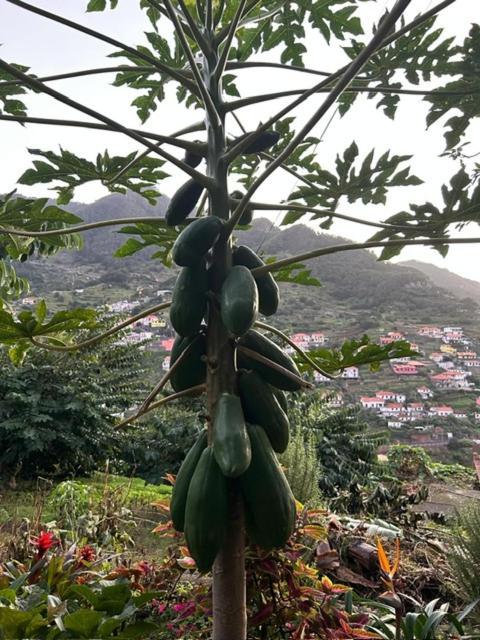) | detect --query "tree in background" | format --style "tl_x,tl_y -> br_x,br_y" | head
1,1 -> 480,637
0,330 -> 149,482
